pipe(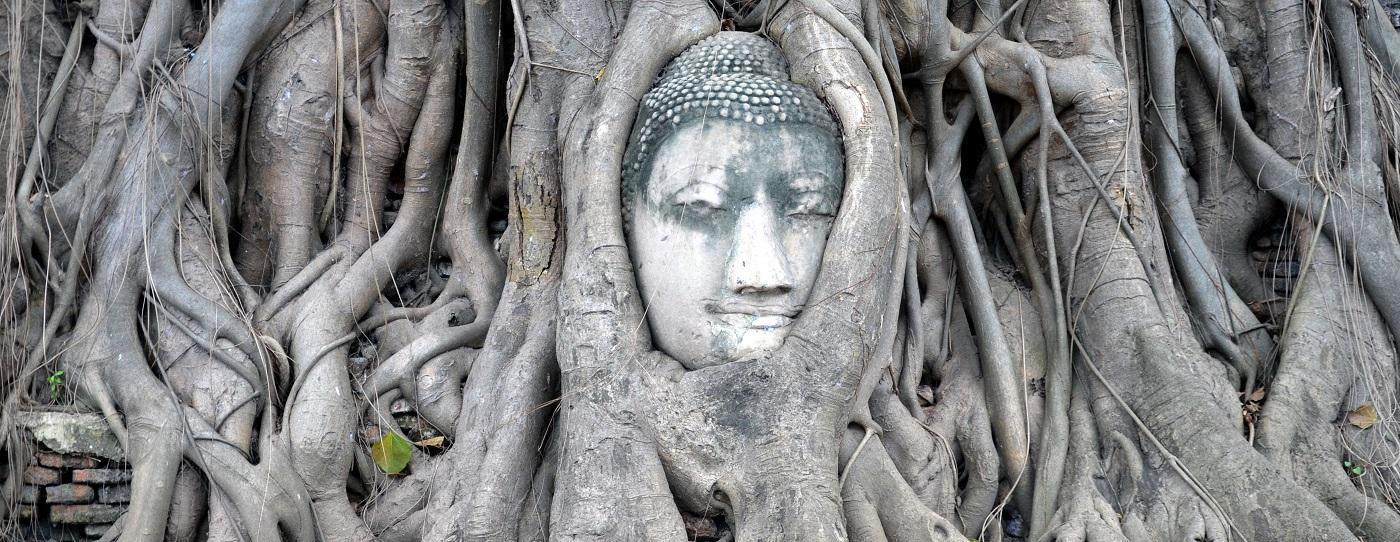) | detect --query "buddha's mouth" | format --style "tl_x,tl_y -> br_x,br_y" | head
706,302 -> 800,330
741,314 -> 792,330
